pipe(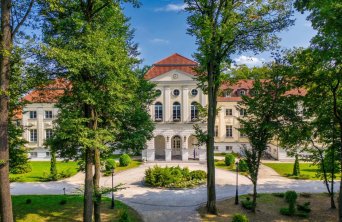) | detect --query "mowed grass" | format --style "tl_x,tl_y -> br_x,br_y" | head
12,195 -> 143,222
215,160 -> 249,176
10,161 -> 78,182
115,160 -> 142,173
199,193 -> 338,222
263,162 -> 325,180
